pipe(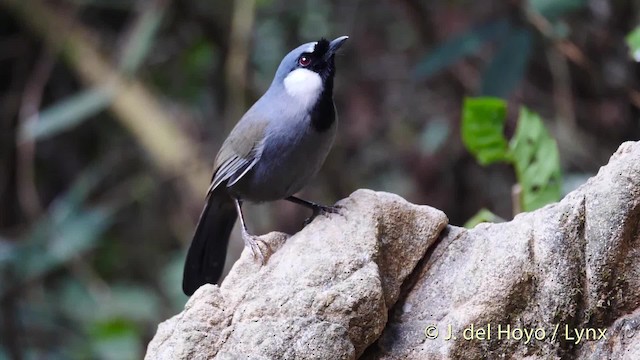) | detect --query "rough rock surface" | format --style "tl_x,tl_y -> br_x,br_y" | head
146,190 -> 448,360
147,141 -> 640,360
365,141 -> 640,359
